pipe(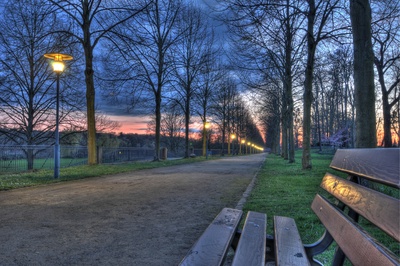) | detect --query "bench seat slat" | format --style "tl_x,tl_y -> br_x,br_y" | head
311,194 -> 399,266
274,216 -> 310,266
232,211 -> 267,266
179,208 -> 242,266
329,148 -> 400,188
321,173 -> 400,241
